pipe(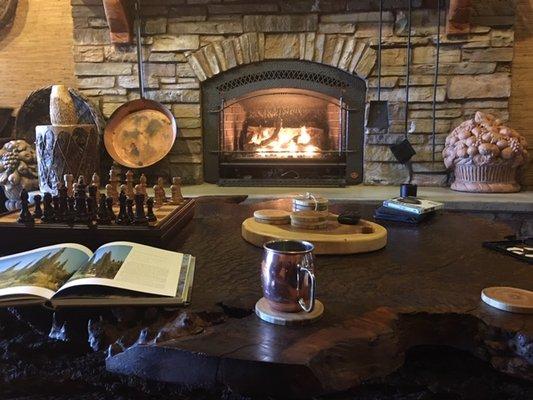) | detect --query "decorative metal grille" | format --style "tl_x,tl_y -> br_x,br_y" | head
216,70 -> 349,93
